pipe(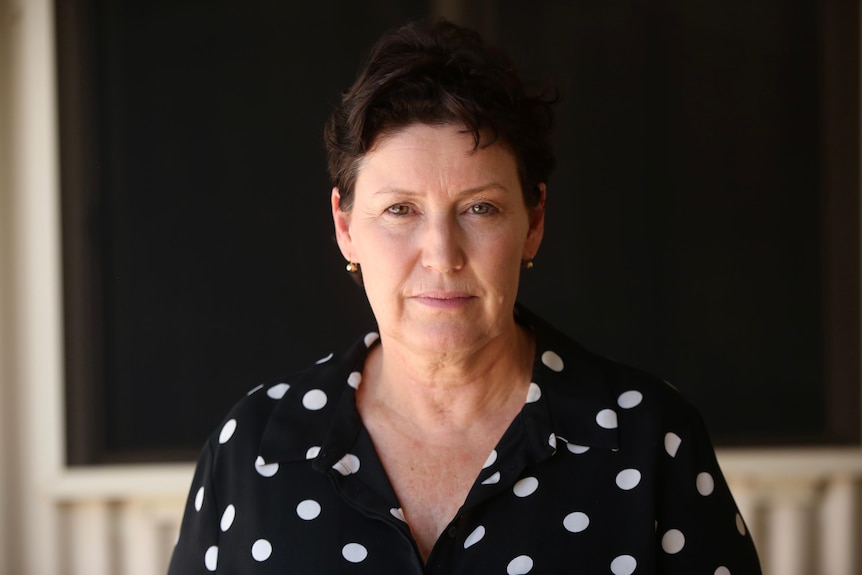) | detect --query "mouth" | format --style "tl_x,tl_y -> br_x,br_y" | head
411,291 -> 476,309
